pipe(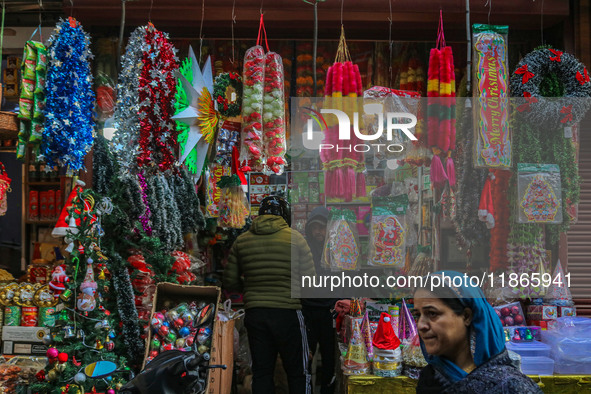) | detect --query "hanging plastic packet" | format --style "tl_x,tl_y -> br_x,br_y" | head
215,121 -> 241,167
217,175 -> 250,229
517,164 -> 562,224
472,24 -> 511,169
402,333 -> 427,379
368,195 -> 409,268
321,209 -> 360,271
205,164 -> 232,218
240,45 -> 266,172
262,52 -> 287,175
